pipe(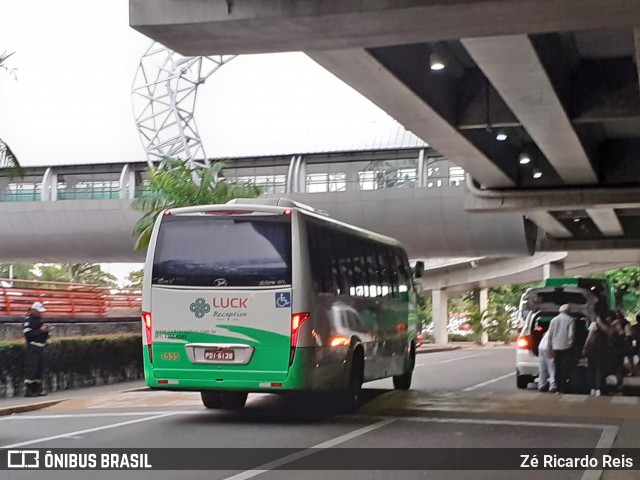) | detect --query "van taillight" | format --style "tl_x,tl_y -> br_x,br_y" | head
290,312 -> 310,365
142,311 -> 153,363
517,336 -> 530,349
